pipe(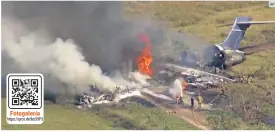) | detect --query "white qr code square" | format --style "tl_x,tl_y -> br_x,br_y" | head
269,1 -> 275,8
7,73 -> 44,109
